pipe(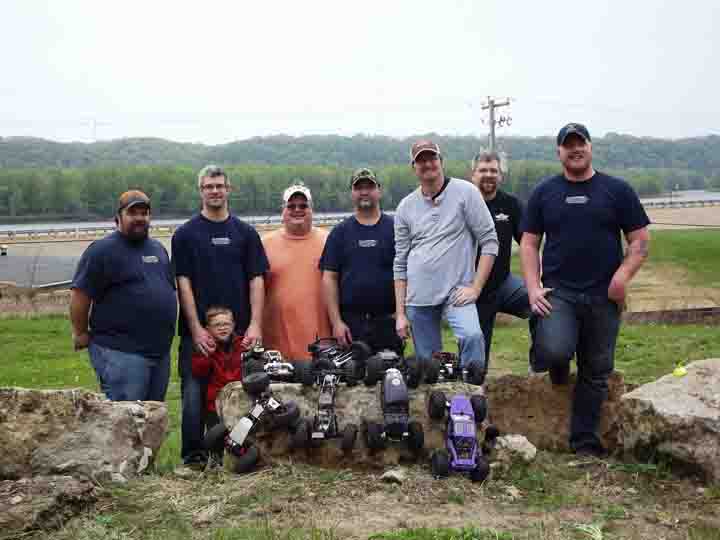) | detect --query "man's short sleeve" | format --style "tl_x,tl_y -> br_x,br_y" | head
521,183 -> 545,235
616,180 -> 651,234
171,229 -> 192,279
245,227 -> 270,278
71,243 -> 105,299
319,224 -> 343,272
512,197 -> 525,244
